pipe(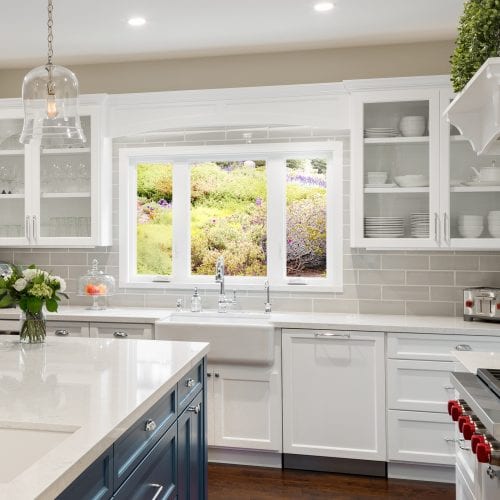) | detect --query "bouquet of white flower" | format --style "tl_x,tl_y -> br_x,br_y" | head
0,265 -> 68,343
